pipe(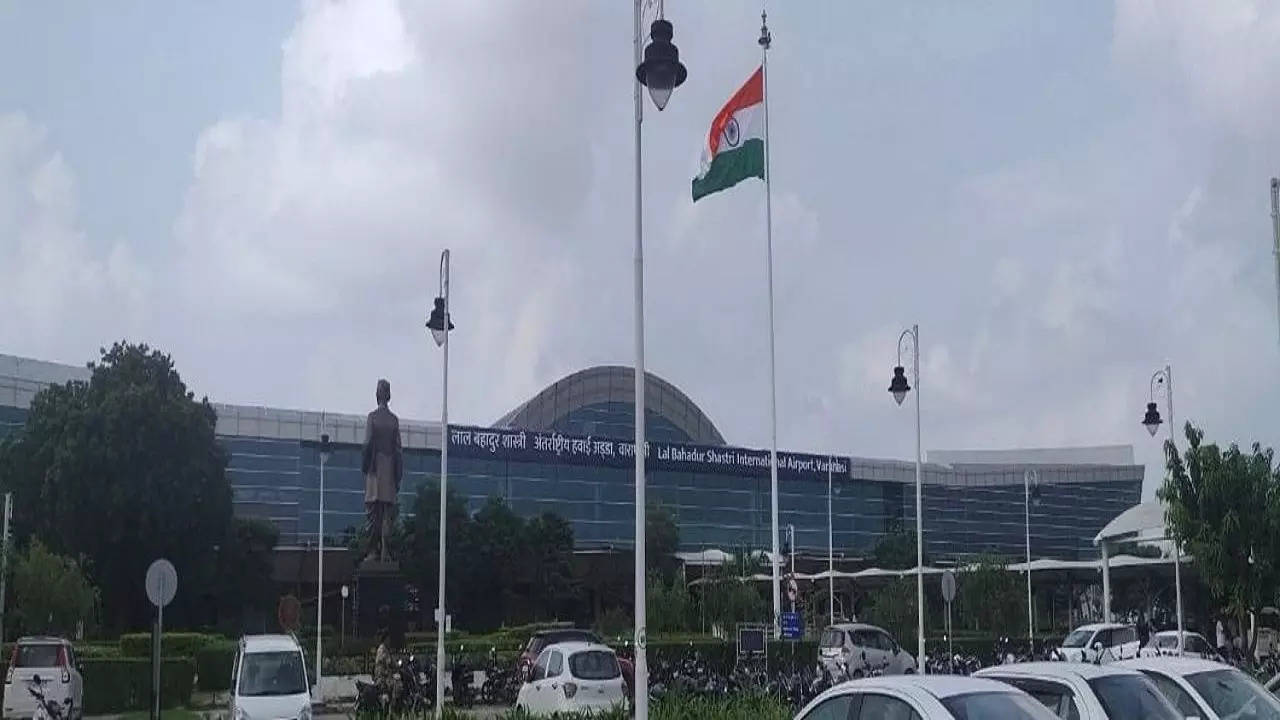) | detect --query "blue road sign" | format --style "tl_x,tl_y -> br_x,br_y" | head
781,611 -> 803,640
